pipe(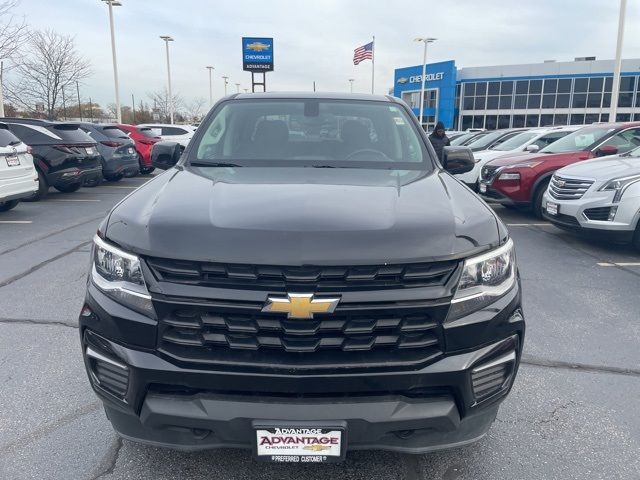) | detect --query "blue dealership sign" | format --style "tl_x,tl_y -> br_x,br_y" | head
242,37 -> 274,72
